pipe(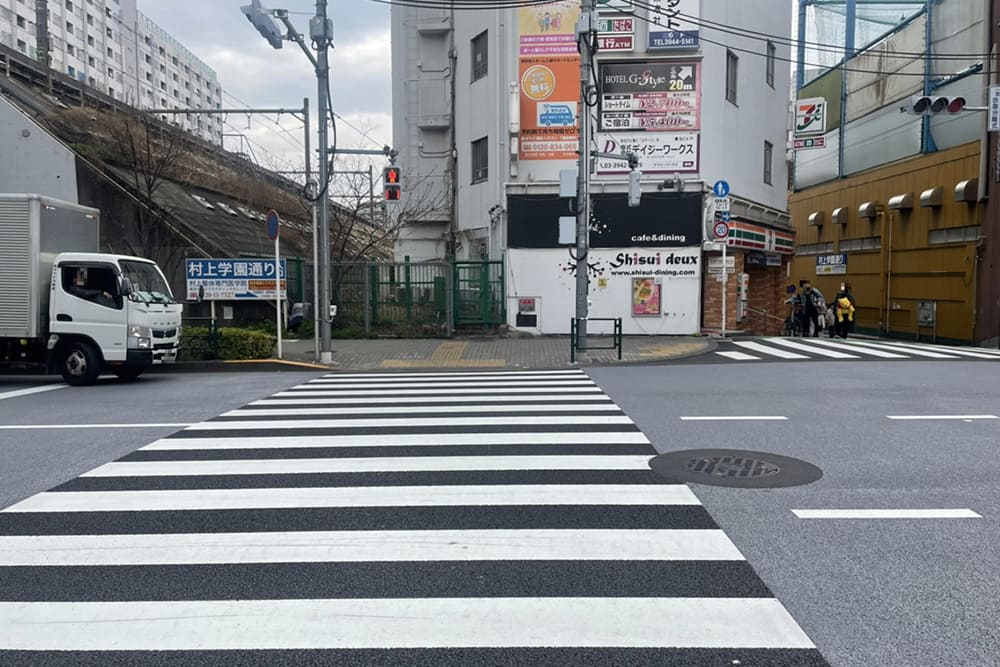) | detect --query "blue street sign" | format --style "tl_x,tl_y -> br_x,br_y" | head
266,209 -> 280,241
712,180 -> 730,198
720,211 -> 731,222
